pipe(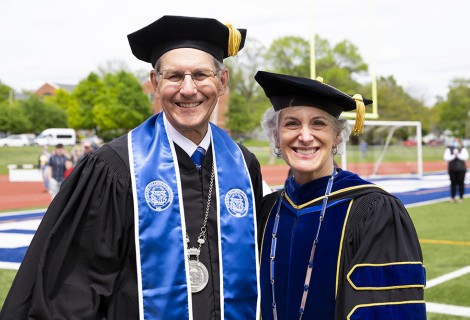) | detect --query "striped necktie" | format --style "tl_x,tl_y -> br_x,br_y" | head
191,146 -> 206,170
